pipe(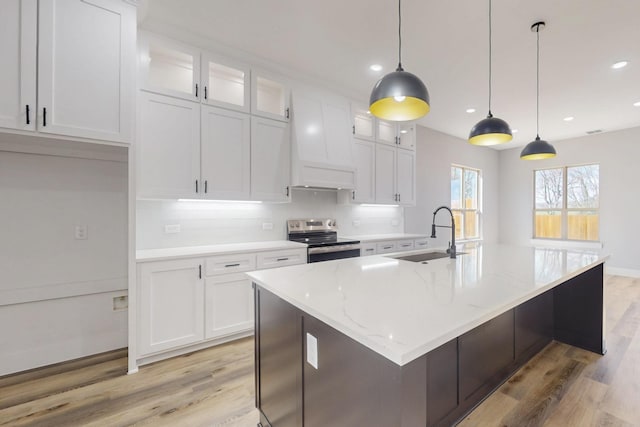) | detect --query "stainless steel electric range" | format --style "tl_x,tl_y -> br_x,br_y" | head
287,219 -> 361,263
